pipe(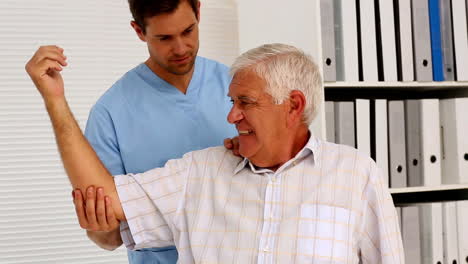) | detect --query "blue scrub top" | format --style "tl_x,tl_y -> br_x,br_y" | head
84,56 -> 236,263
